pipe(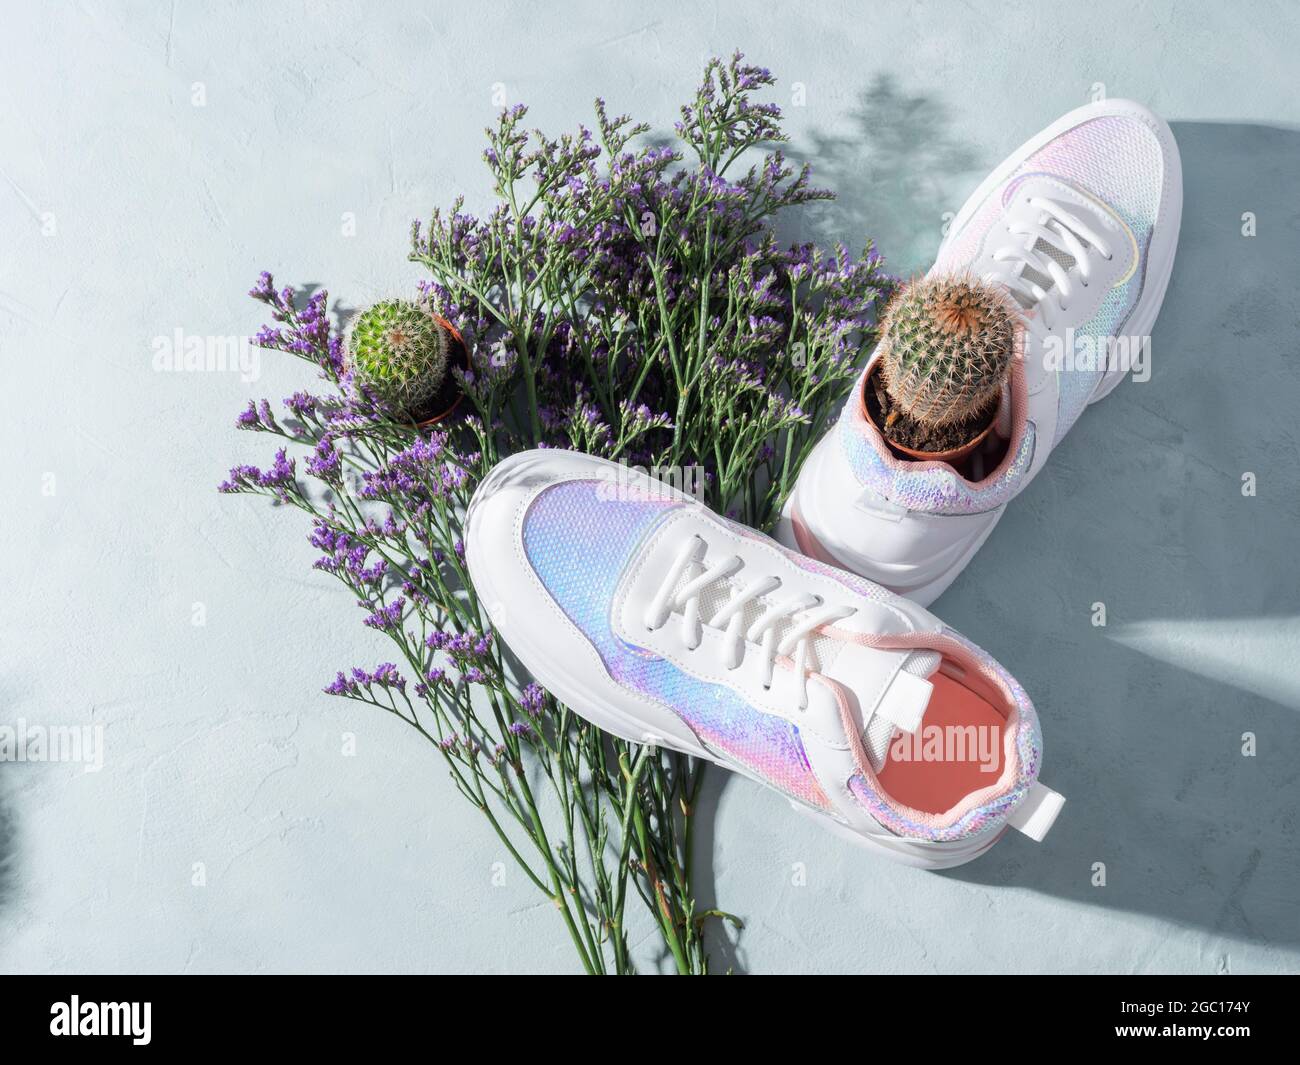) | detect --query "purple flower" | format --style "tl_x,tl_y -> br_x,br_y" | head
258,448 -> 296,488
247,275 -> 342,376
362,598 -> 405,631
346,665 -> 411,692
285,391 -> 318,417
249,272 -> 276,301
371,662 -> 407,694
358,433 -> 462,503
305,436 -> 342,483
324,671 -> 360,696
521,683 -> 546,717
218,464 -> 261,493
